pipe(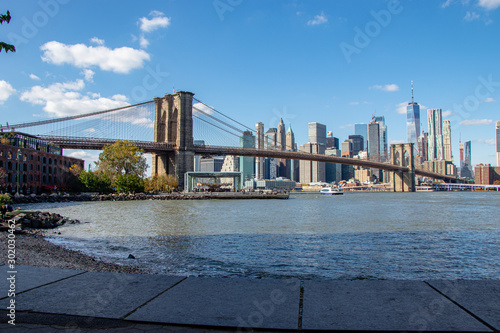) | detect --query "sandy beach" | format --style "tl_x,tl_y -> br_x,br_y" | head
0,230 -> 146,274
